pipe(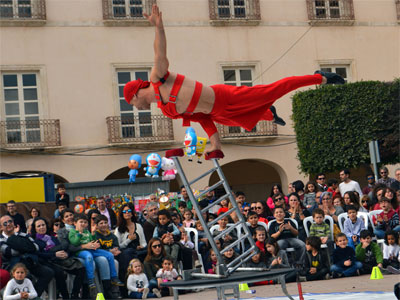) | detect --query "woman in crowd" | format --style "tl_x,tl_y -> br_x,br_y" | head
253,200 -> 273,223
286,192 -> 310,241
31,217 -> 85,299
343,191 -> 360,212
87,209 -> 101,234
143,238 -> 166,291
266,184 -> 288,210
25,207 -> 40,234
114,203 -> 147,280
319,191 -> 344,223
49,217 -> 64,237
